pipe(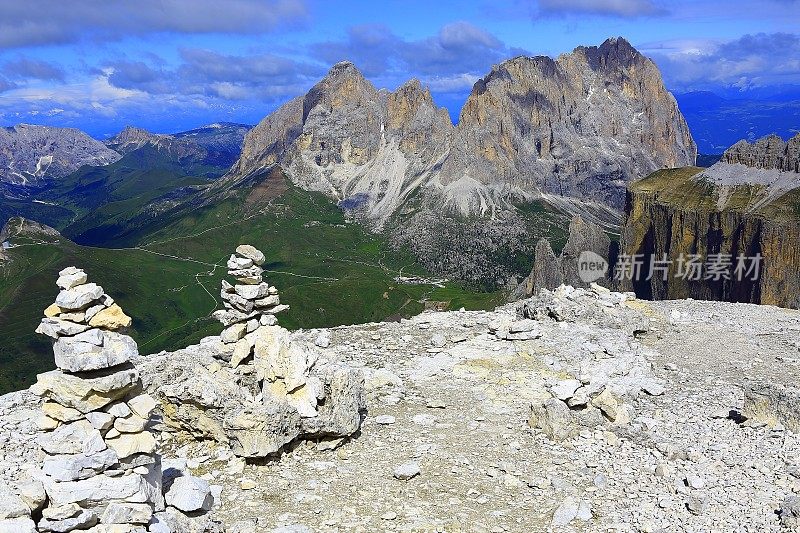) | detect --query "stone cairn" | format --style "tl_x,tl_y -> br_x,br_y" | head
25,267 -> 164,531
213,244 -> 289,367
